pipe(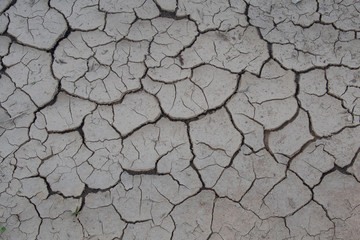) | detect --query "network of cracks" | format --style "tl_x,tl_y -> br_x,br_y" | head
0,0 -> 360,239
